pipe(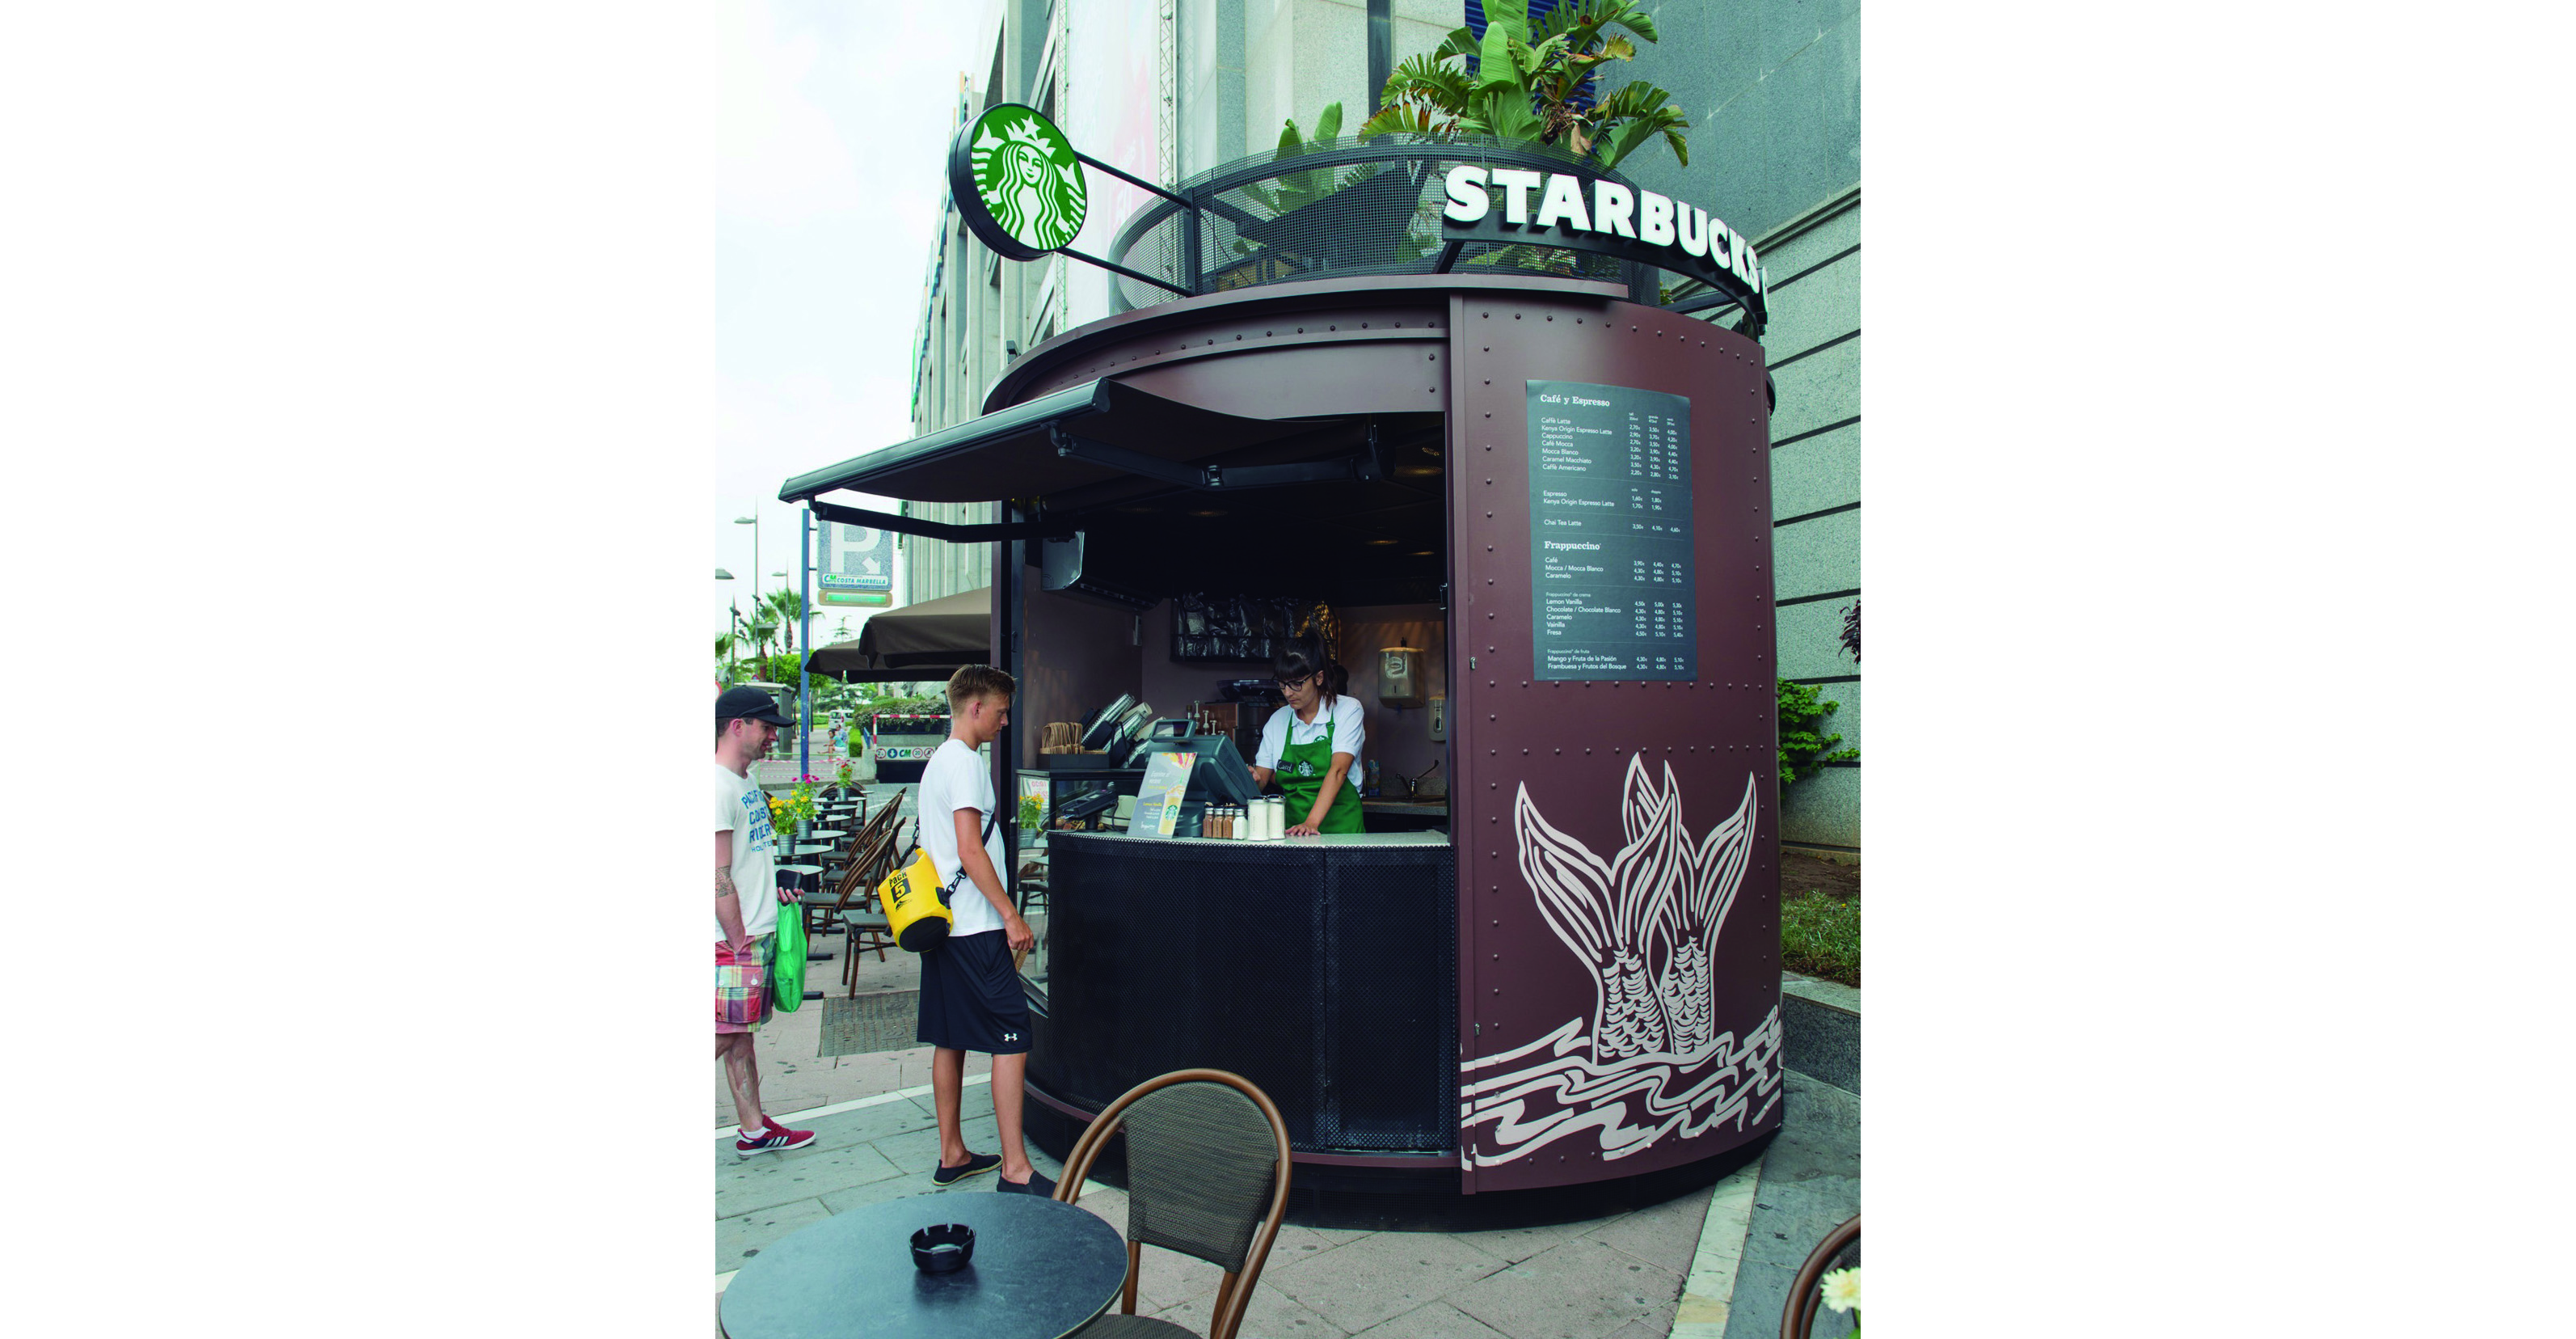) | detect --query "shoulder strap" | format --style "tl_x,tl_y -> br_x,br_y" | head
943,807 -> 1000,894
